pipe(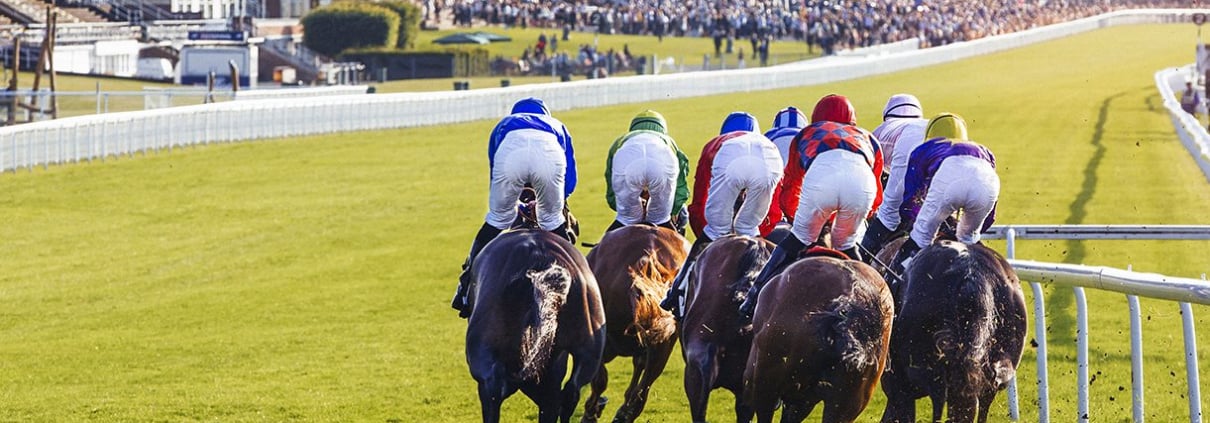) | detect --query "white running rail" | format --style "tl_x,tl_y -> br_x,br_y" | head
984,224 -> 1210,423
